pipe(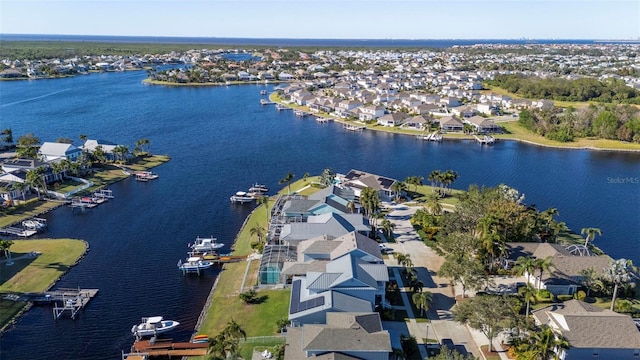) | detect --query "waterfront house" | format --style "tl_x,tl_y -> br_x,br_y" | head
402,115 -> 432,130
450,105 -> 478,118
288,252 -> 388,325
278,72 -> 295,81
82,139 -> 119,161
505,242 -> 613,296
439,116 -> 464,132
285,312 -> 392,360
279,213 -> 371,245
376,113 -> 409,127
532,300 -> 640,359
280,231 -> 384,284
341,169 -> 398,202
358,105 -> 386,121
38,142 -> 82,162
464,115 -> 501,133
